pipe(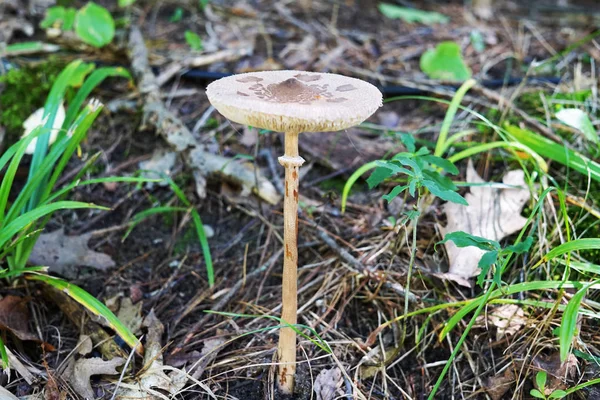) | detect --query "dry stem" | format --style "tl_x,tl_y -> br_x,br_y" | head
277,131 -> 304,394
